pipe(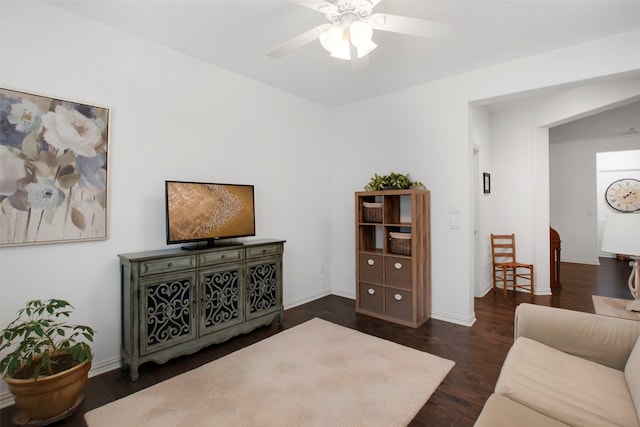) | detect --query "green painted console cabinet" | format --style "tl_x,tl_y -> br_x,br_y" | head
118,239 -> 285,380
